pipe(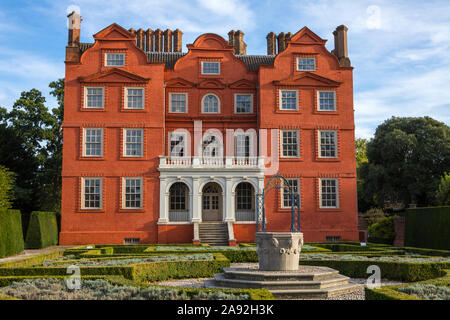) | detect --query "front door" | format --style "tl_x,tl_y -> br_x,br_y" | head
202,183 -> 222,221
